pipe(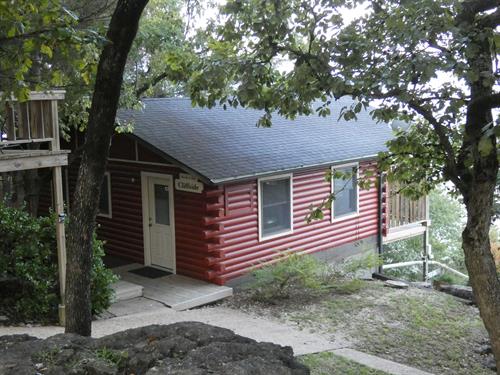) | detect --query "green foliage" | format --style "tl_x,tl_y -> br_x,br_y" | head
384,187 -> 466,281
327,279 -> 366,295
0,204 -> 117,322
249,251 -> 379,302
299,351 -> 389,375
433,273 -> 465,286
94,347 -> 128,367
90,233 -> 119,316
184,0 -> 499,211
0,0 -> 105,101
250,252 -> 325,301
125,0 -> 192,99
0,204 -> 58,320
